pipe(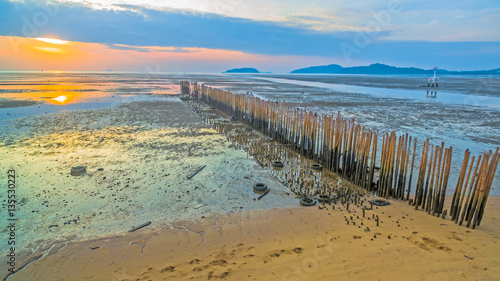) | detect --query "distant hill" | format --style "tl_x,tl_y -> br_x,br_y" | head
291,63 -> 500,75
224,67 -> 260,73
